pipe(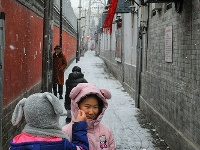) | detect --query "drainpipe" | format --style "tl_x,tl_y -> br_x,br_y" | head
135,27 -> 143,108
135,5 -> 143,108
135,4 -> 149,108
78,0 -> 82,60
60,0 -> 62,48
76,19 -> 79,63
0,12 -> 5,150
